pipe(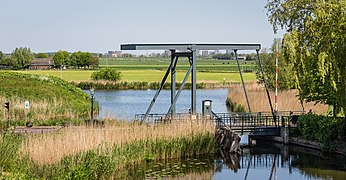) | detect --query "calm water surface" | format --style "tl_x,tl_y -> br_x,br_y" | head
127,142 -> 346,180
90,89 -> 229,120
